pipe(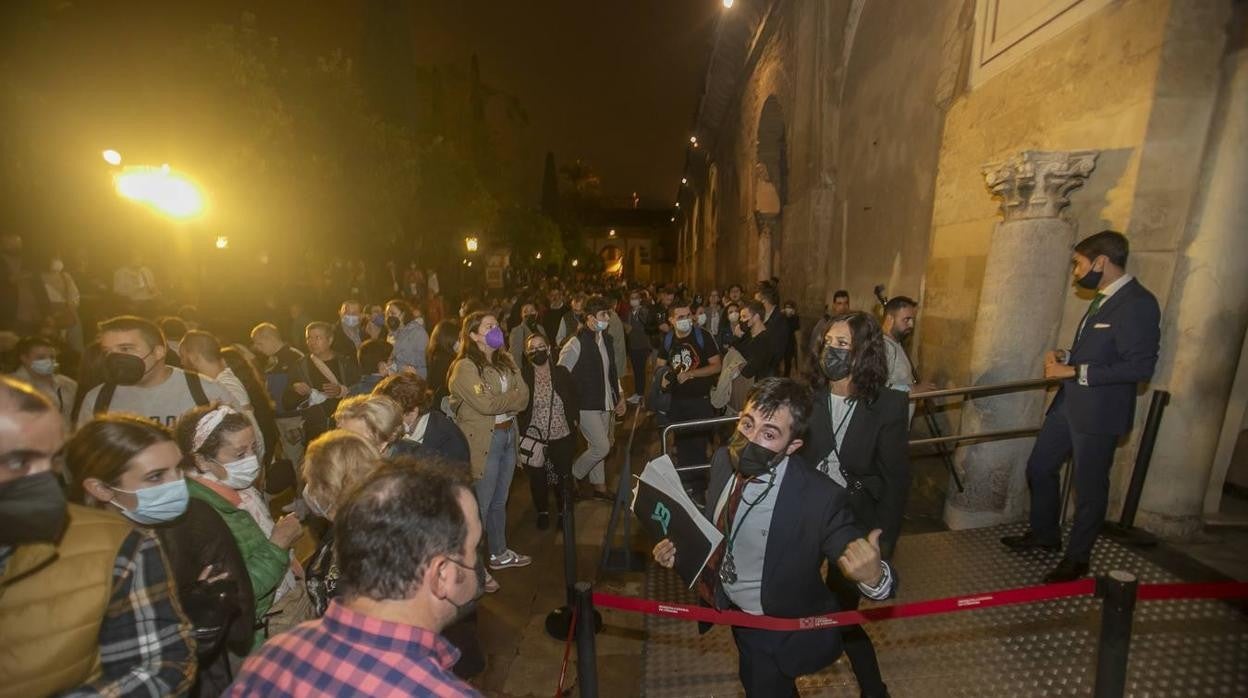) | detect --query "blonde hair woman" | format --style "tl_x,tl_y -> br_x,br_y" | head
300,429 -> 382,616
332,394 -> 404,454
